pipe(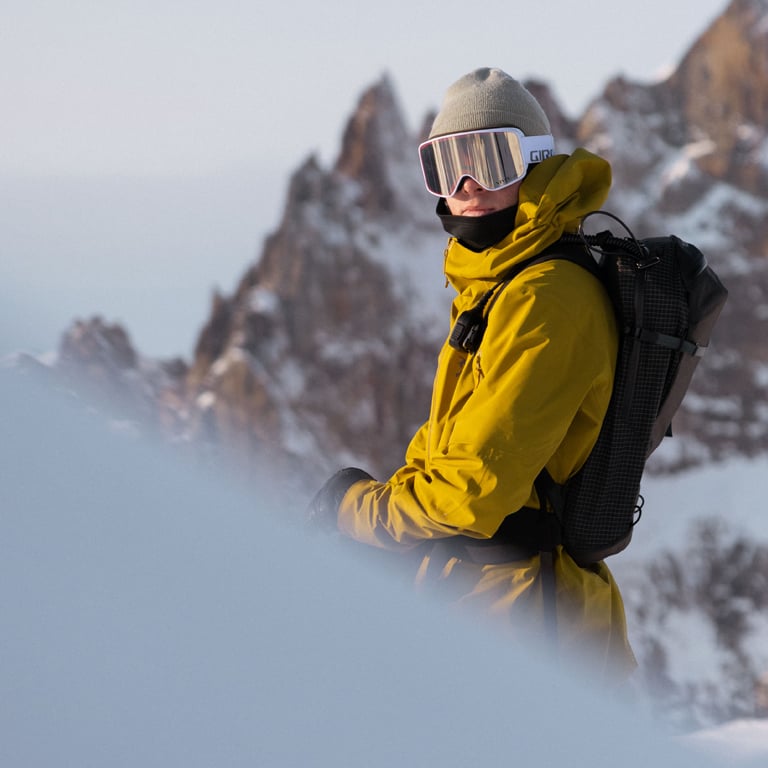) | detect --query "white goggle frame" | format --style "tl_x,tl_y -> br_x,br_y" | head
418,127 -> 555,198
